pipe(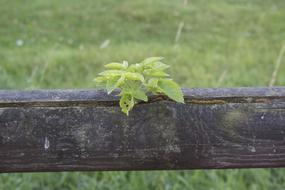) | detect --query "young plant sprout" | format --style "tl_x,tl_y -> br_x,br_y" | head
94,57 -> 184,115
